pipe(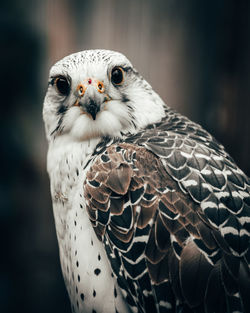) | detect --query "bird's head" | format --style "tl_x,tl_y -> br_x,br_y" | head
43,49 -> 165,143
